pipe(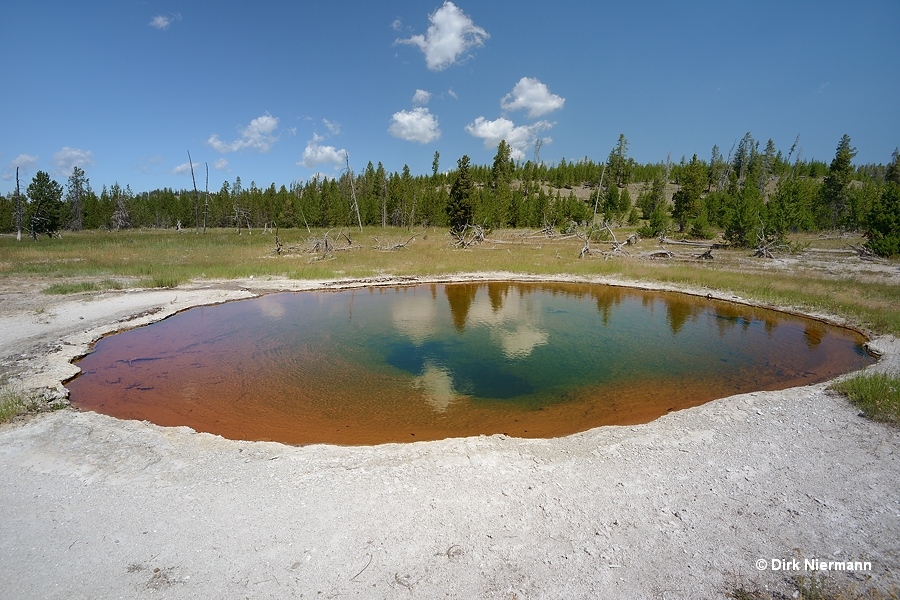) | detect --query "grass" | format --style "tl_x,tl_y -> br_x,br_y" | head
831,371 -> 900,425
0,380 -> 39,424
42,279 -> 125,295
1,226 -> 898,334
